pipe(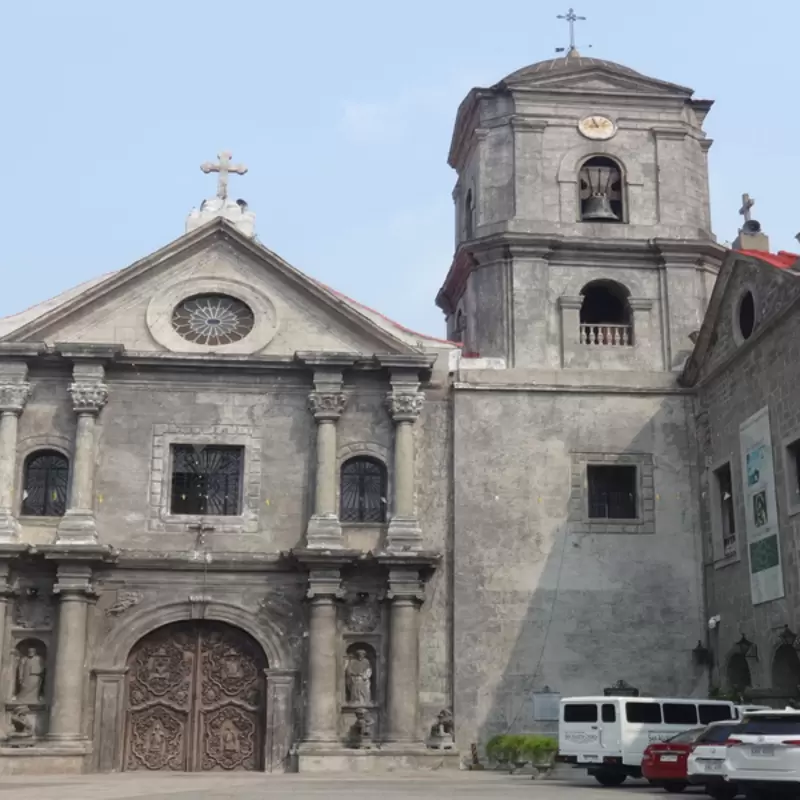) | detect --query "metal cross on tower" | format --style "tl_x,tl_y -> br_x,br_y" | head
557,7 -> 586,54
739,193 -> 755,223
200,151 -> 248,201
